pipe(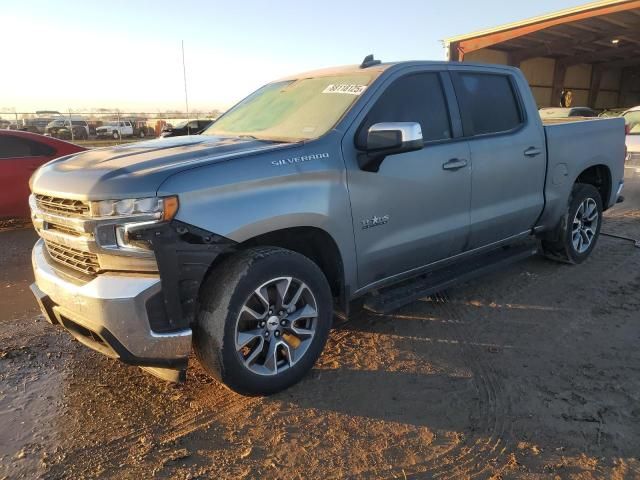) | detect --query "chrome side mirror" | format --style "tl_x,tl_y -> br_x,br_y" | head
360,122 -> 424,172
